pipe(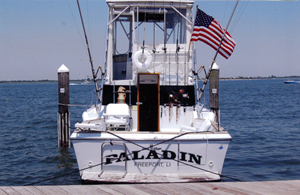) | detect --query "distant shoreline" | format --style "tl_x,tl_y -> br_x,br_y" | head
0,79 -> 84,84
1,76 -> 300,84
